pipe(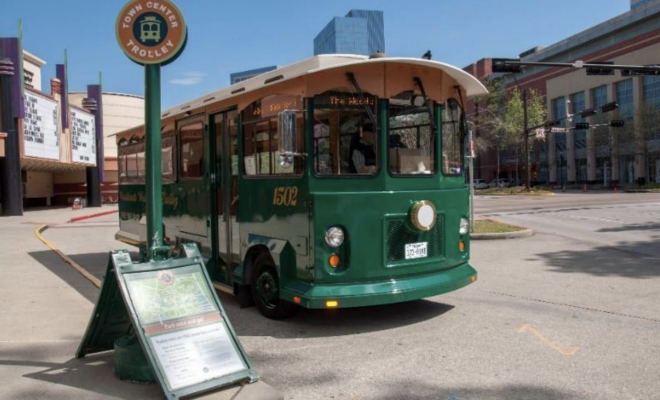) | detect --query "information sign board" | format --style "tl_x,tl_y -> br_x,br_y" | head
71,108 -> 96,165
111,245 -> 257,399
23,91 -> 59,160
123,265 -> 247,391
